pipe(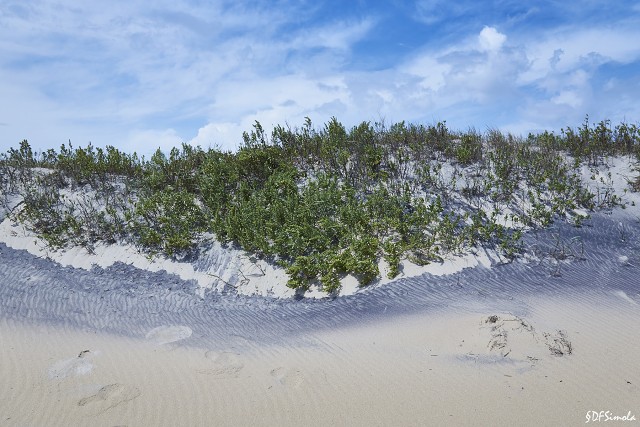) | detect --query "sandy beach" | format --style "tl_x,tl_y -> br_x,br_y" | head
1,288 -> 639,426
1,209 -> 639,426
